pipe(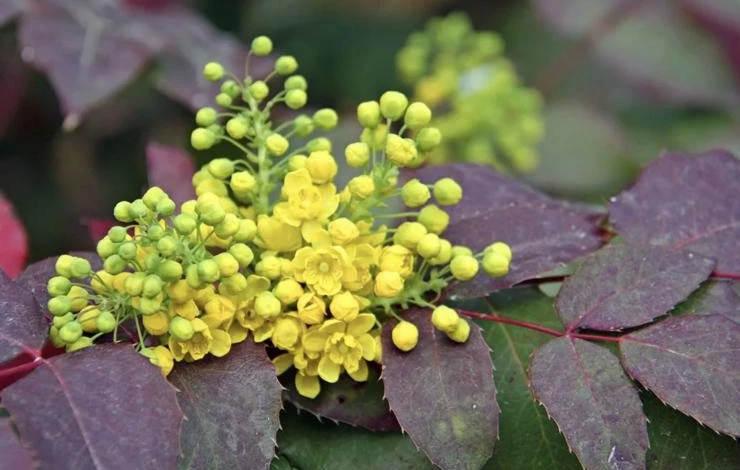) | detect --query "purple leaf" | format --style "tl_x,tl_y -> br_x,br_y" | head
169,340 -> 282,470
620,314 -> 740,437
408,164 -> 605,299
530,337 -> 649,470
16,252 -> 101,313
0,0 -> 22,27
0,271 -> 47,363
671,280 -> 740,322
146,142 -> 196,208
555,244 -> 715,331
19,0 -> 166,118
381,309 -> 498,470
0,418 -> 34,470
284,364 -> 399,432
609,150 -> 740,272
1,344 -> 183,469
